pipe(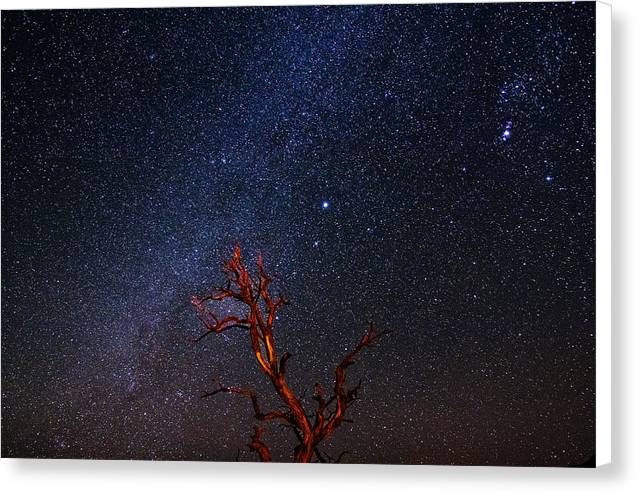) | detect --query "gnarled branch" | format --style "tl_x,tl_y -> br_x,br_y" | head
202,380 -> 293,424
248,426 -> 272,462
